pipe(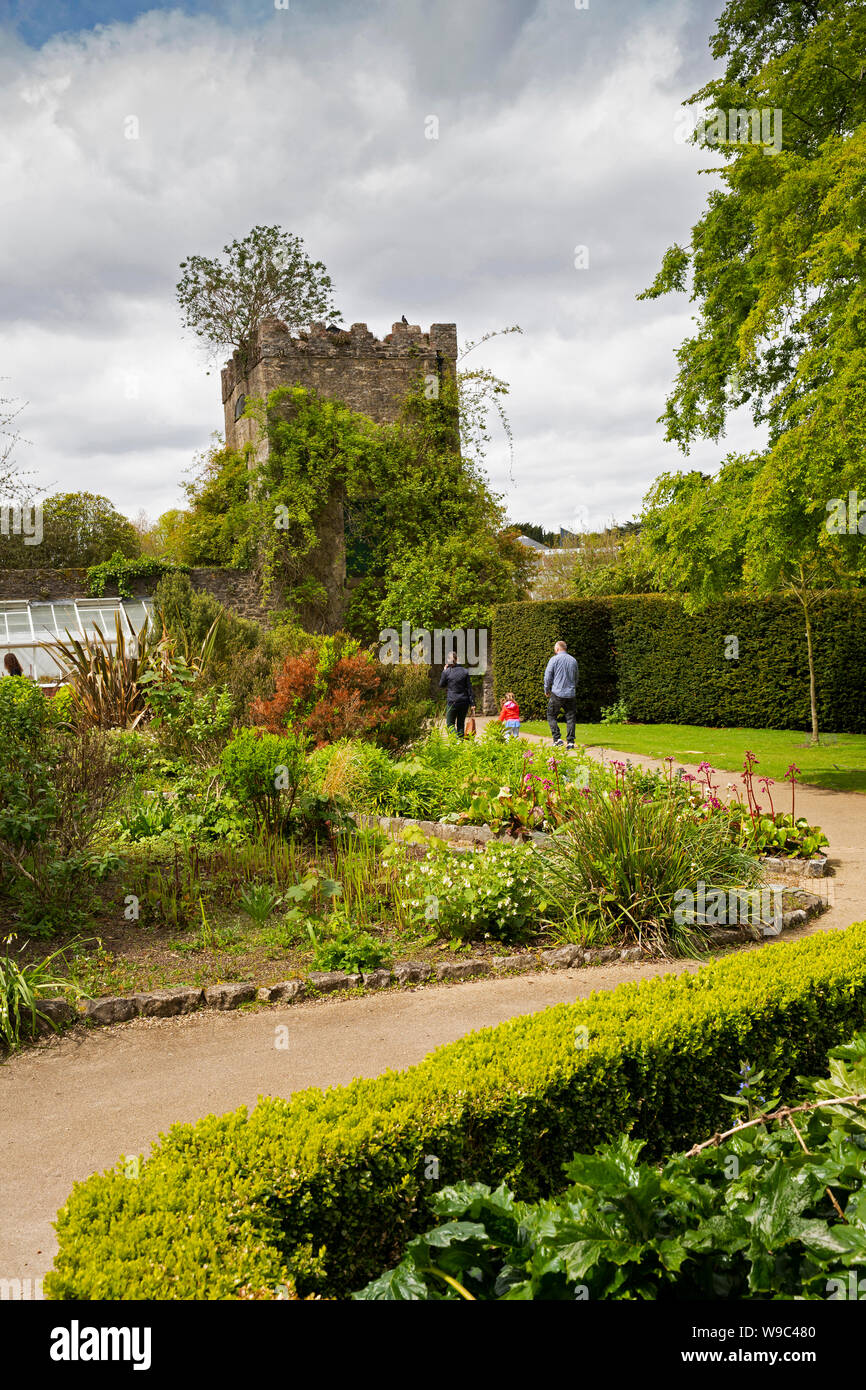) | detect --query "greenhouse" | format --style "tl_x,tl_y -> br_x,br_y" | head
0,597 -> 151,683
